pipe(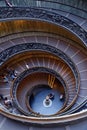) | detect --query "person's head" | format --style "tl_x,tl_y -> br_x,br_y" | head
4,97 -> 7,100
